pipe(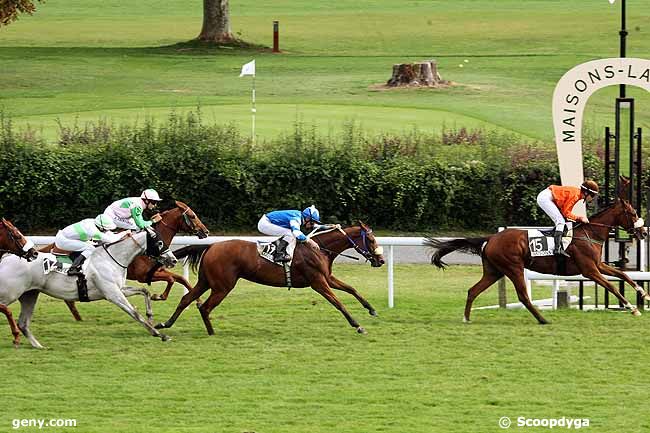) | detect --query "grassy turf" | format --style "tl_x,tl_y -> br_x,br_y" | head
2,264 -> 649,433
1,1 -> 650,141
